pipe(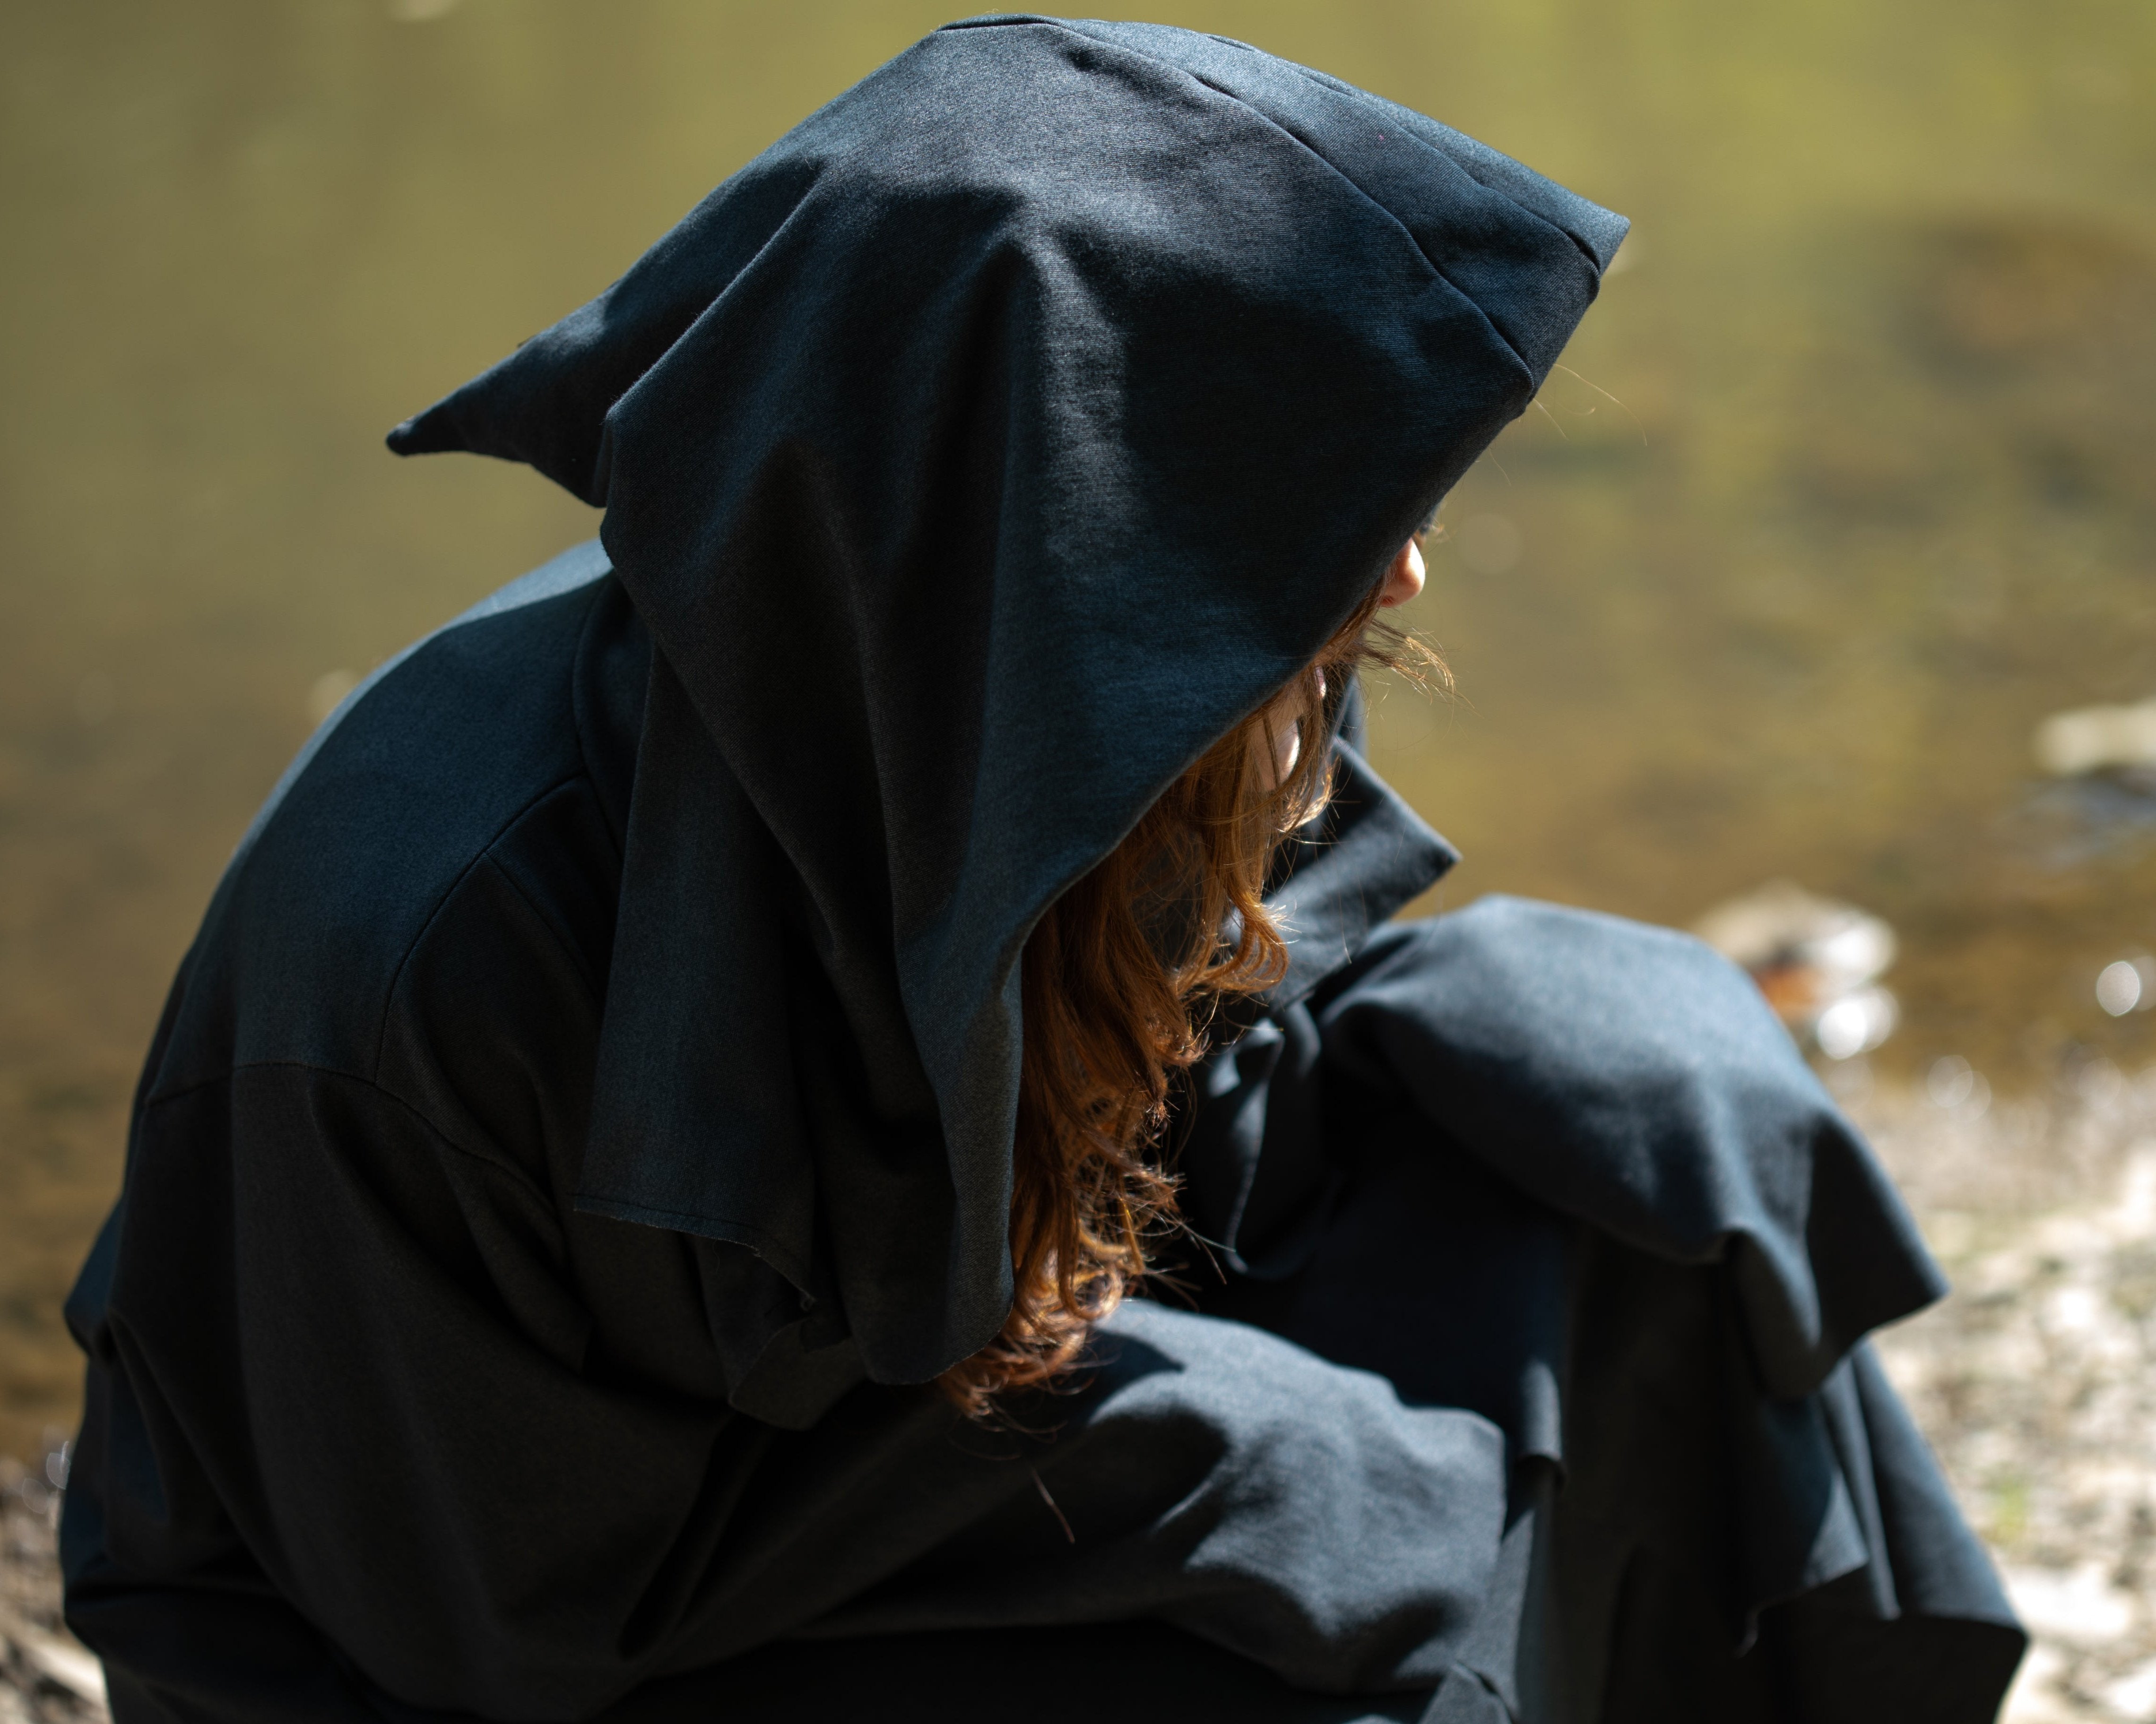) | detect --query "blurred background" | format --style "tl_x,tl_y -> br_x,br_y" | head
0,1 -> 2153,1715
